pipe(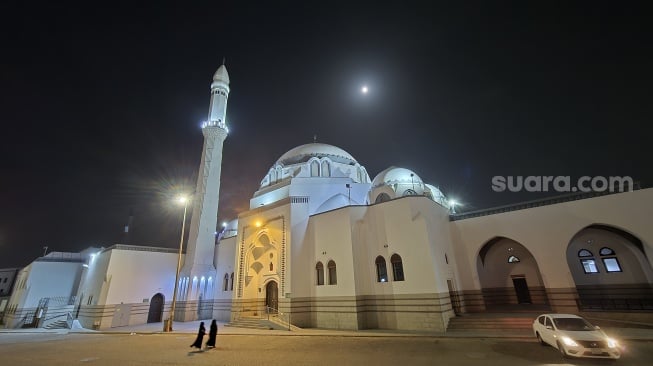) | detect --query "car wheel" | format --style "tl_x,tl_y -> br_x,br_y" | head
536,332 -> 546,346
557,342 -> 568,359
